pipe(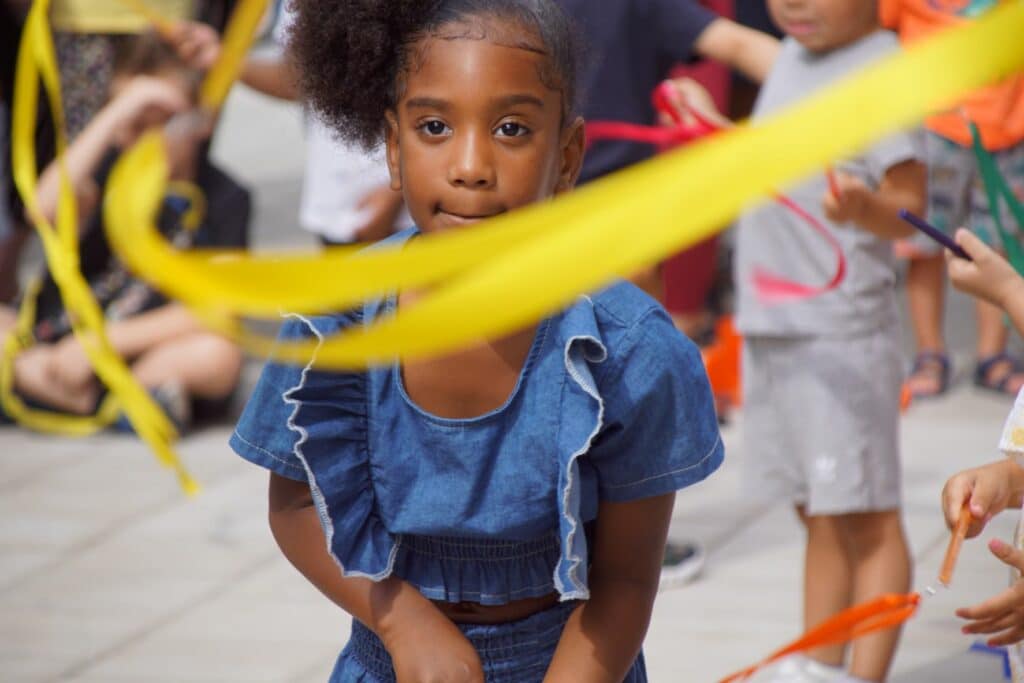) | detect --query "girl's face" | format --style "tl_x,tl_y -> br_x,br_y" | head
385,21 -> 584,235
